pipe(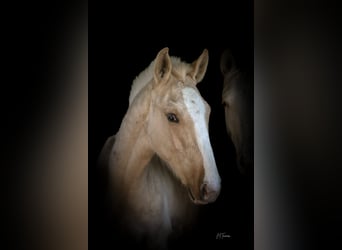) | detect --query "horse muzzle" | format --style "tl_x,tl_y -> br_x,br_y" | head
188,182 -> 220,205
